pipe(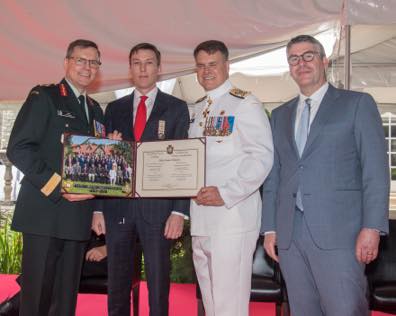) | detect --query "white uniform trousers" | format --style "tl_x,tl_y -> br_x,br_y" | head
192,230 -> 259,316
